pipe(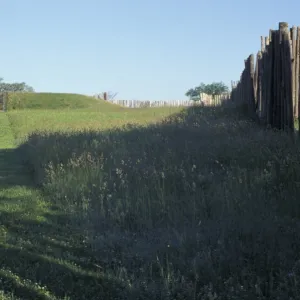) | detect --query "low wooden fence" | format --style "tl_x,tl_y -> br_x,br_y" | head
97,93 -> 230,108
